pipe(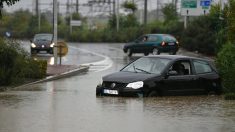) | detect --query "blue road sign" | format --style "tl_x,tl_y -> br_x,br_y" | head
200,0 -> 211,7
